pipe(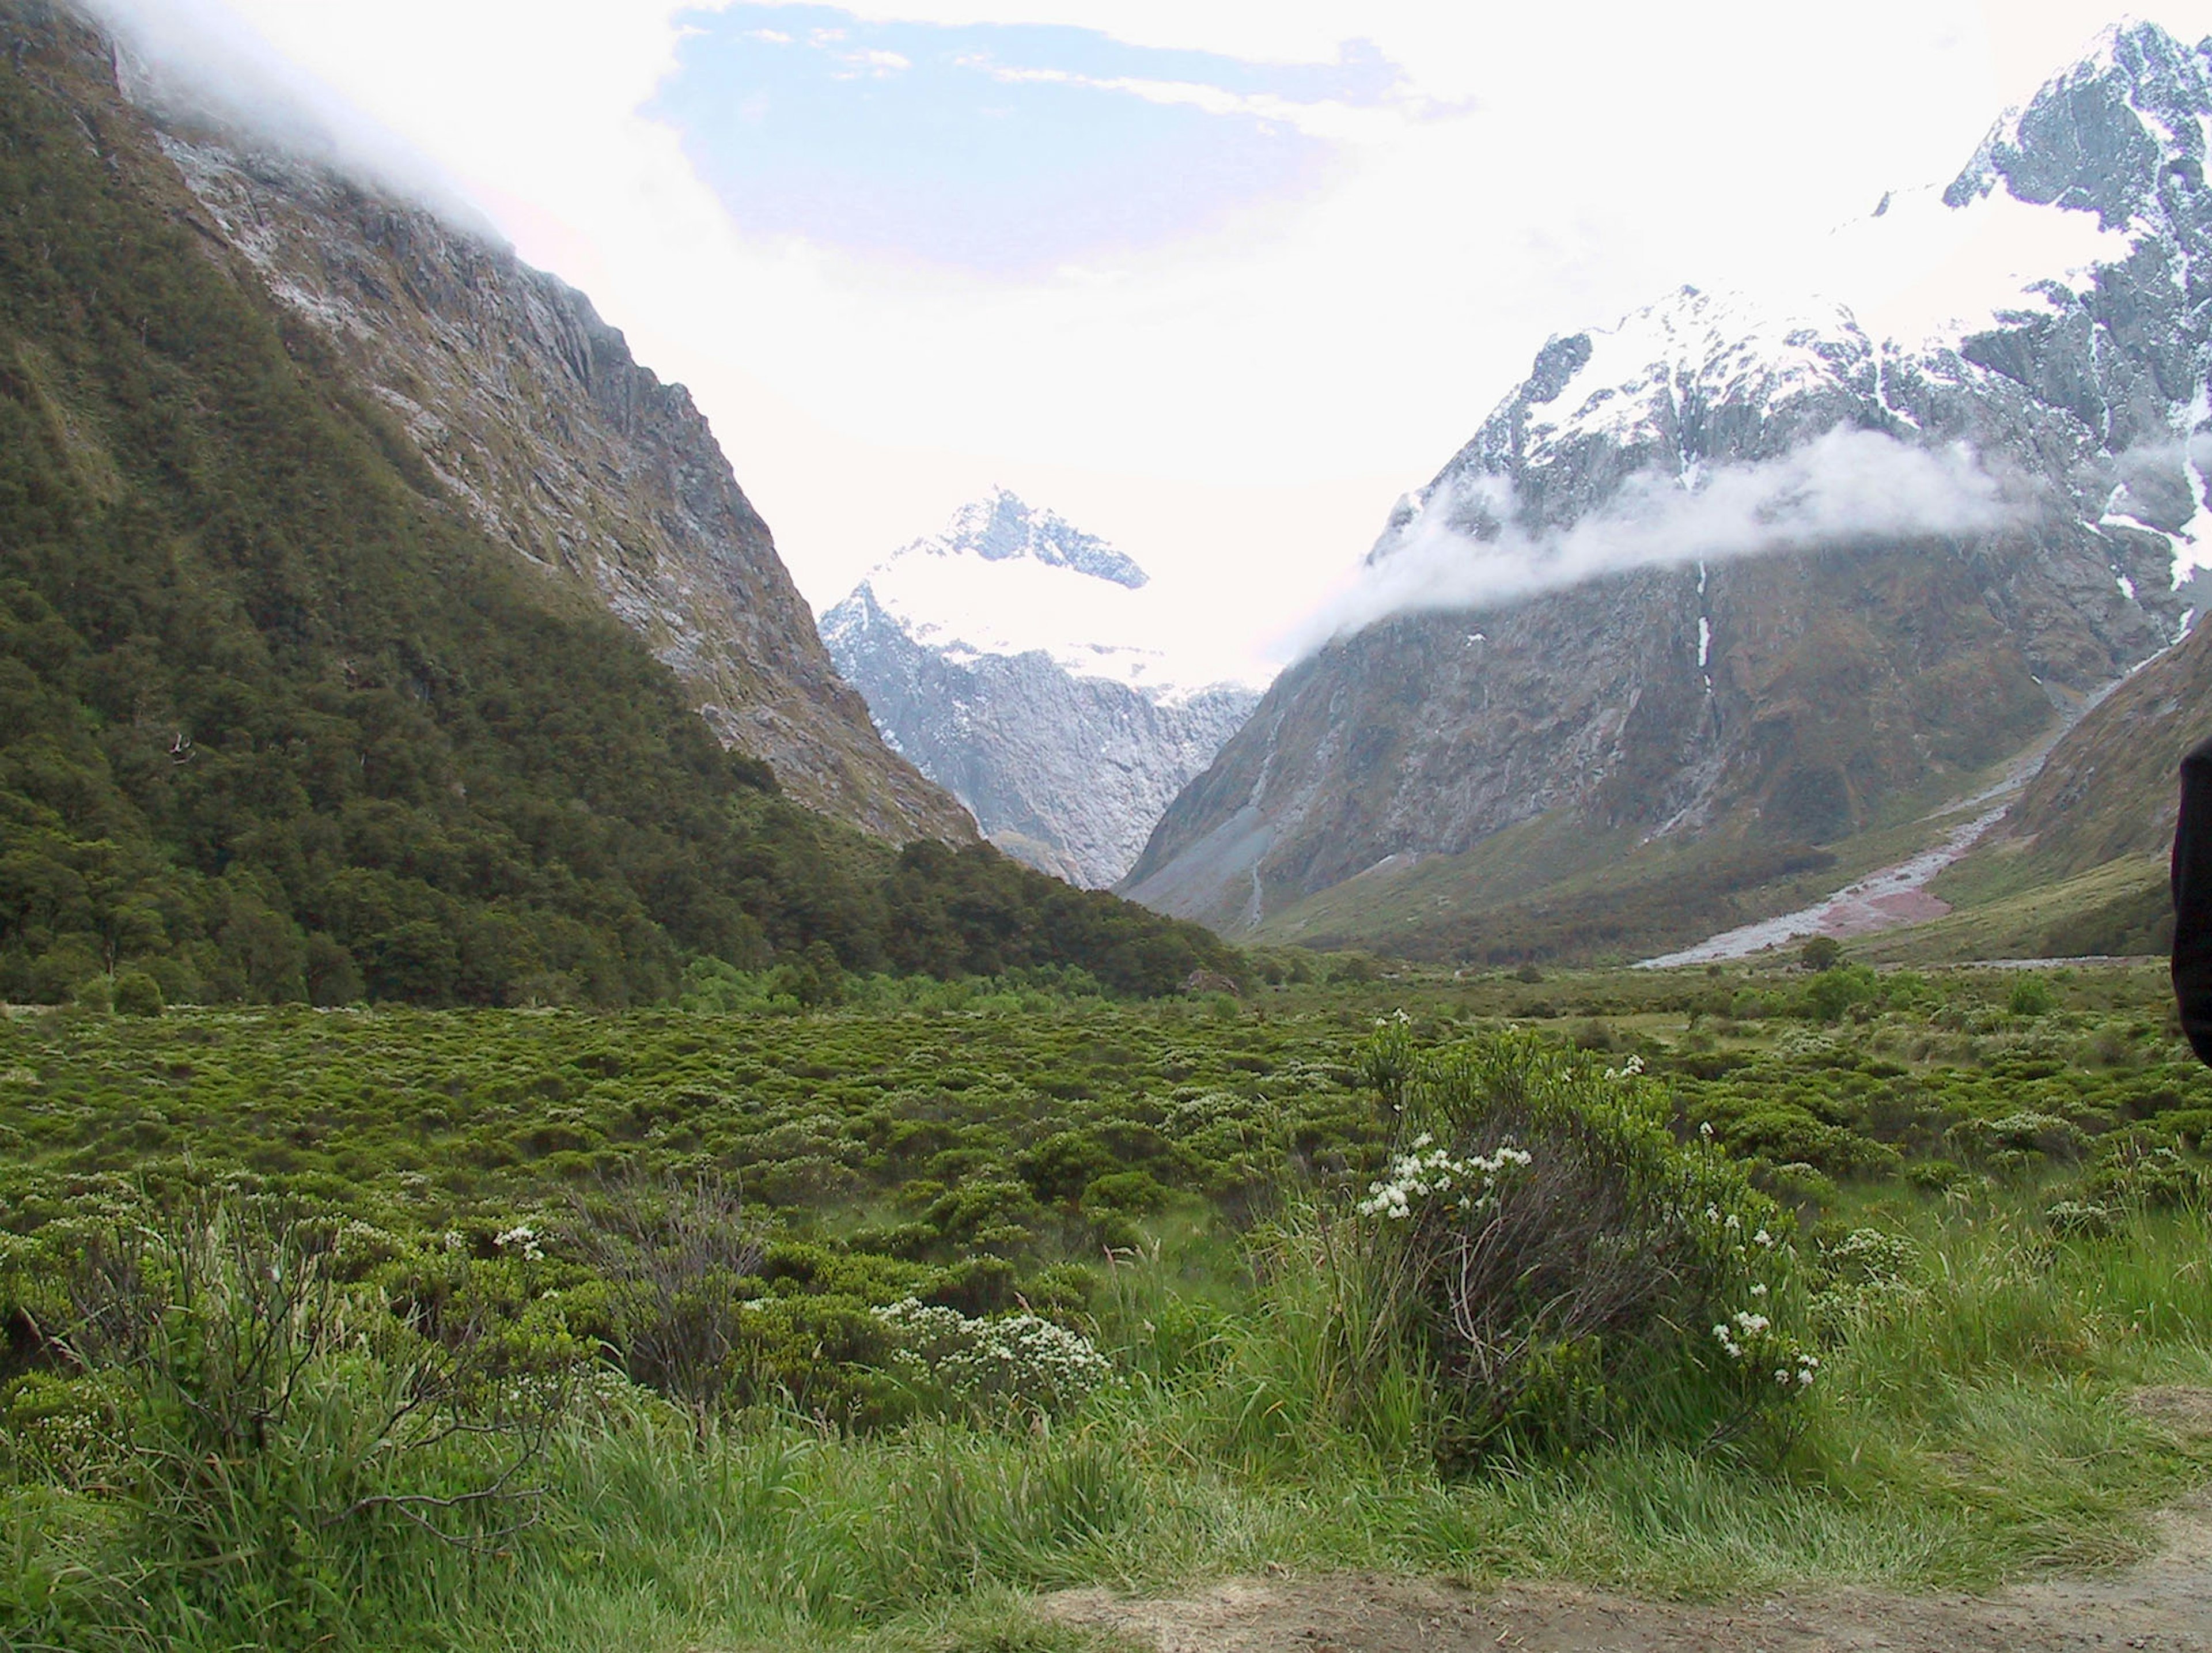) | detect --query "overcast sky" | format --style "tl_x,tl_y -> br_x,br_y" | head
94,0 -> 2212,676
